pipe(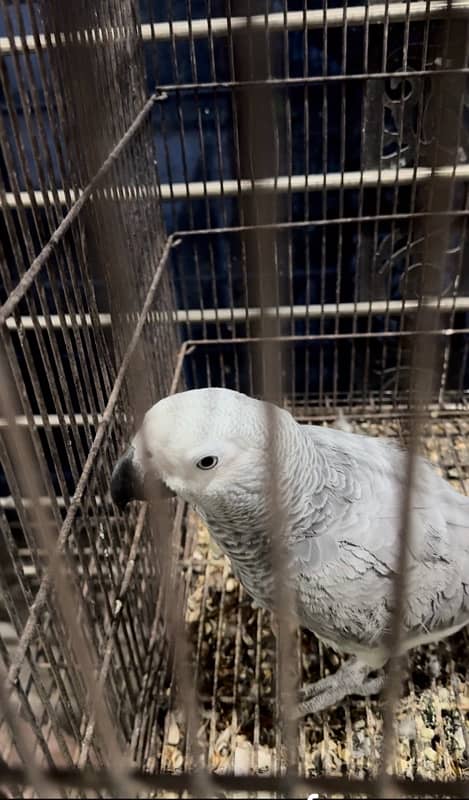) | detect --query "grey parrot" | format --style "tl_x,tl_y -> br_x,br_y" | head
110,388 -> 469,717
